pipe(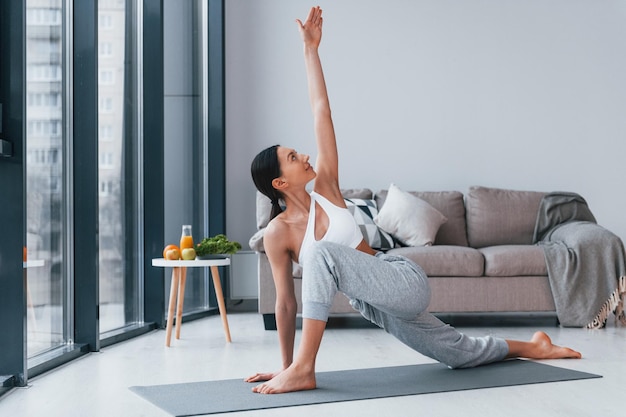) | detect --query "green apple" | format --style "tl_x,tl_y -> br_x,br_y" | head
181,247 -> 196,260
